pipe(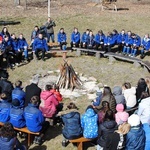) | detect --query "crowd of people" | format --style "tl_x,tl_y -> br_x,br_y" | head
0,17 -> 150,69
0,68 -> 150,150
